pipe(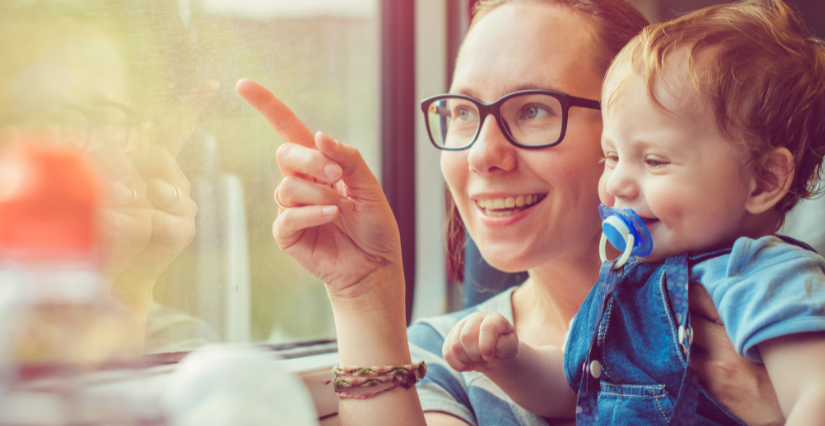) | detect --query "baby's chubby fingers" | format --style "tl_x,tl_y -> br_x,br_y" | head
443,318 -> 474,372
478,314 -> 518,362
276,142 -> 343,184
278,176 -> 353,213
458,314 -> 487,363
